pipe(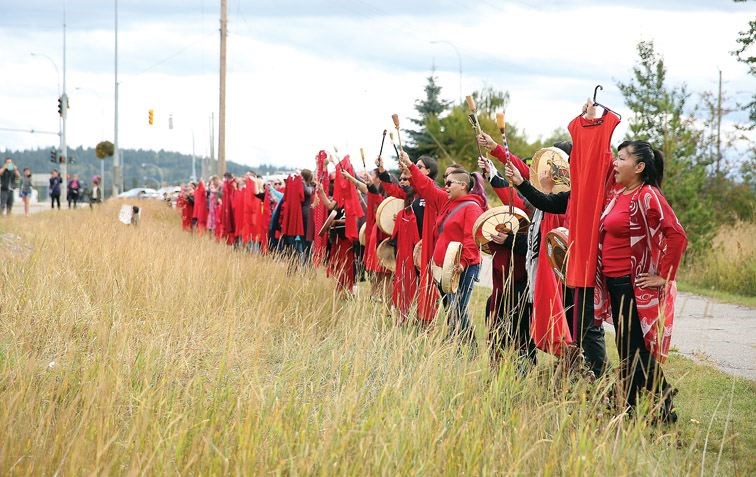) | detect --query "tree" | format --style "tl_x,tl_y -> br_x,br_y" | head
404,71 -> 452,158
617,41 -> 714,256
731,17 -> 755,130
